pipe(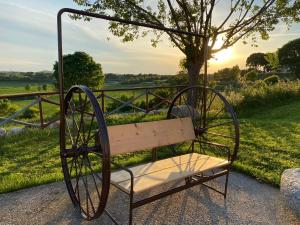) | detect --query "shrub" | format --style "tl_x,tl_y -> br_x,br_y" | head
42,84 -> 48,91
106,95 -> 133,113
21,107 -> 39,119
253,80 -> 267,88
25,84 -> 31,91
37,86 -> 42,91
230,80 -> 300,116
0,99 -> 19,116
264,75 -> 279,85
244,70 -> 258,81
148,89 -> 171,109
